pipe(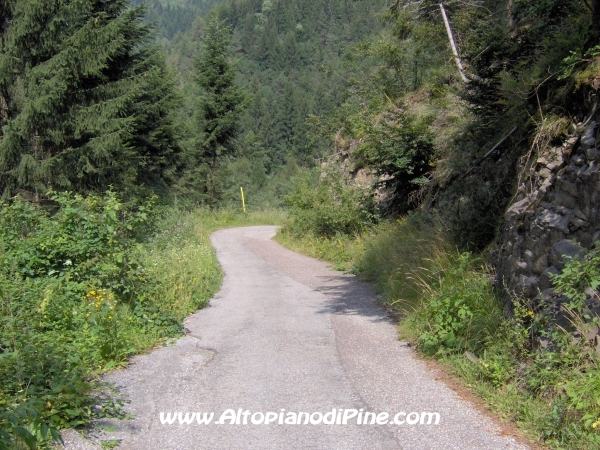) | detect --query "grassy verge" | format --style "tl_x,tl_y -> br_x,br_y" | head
279,216 -> 600,449
141,207 -> 287,321
0,194 -> 284,449
275,228 -> 364,272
